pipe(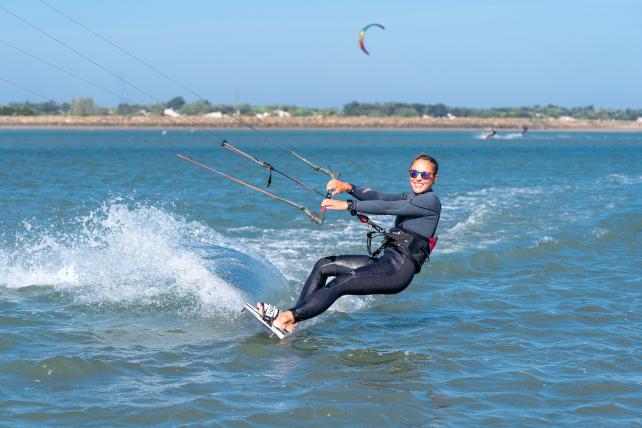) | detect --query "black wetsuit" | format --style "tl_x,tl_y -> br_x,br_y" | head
289,185 -> 441,322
